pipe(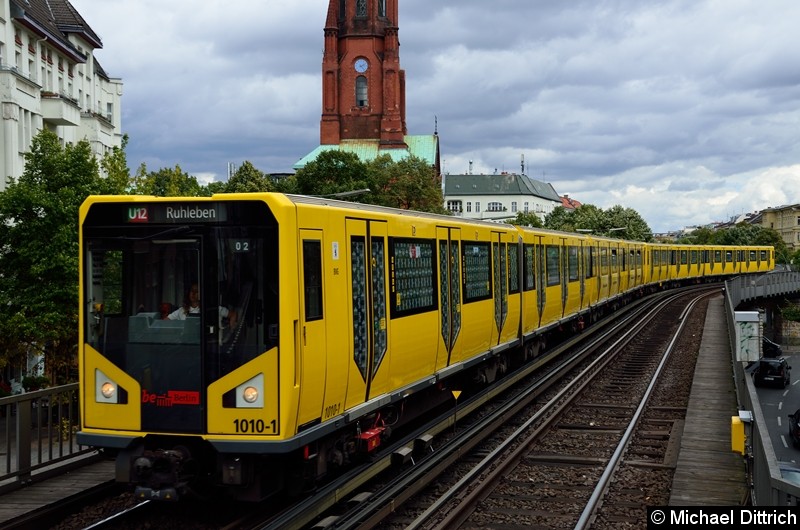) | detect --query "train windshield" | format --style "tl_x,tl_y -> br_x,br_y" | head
82,201 -> 278,432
